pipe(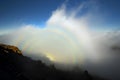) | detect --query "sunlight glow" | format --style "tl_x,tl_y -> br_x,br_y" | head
46,54 -> 55,61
